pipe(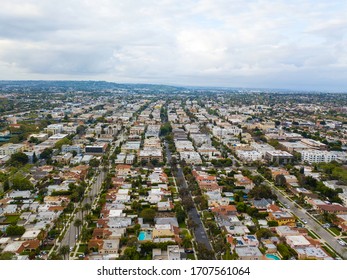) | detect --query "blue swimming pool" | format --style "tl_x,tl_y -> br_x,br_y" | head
138,231 -> 146,241
266,254 -> 280,260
